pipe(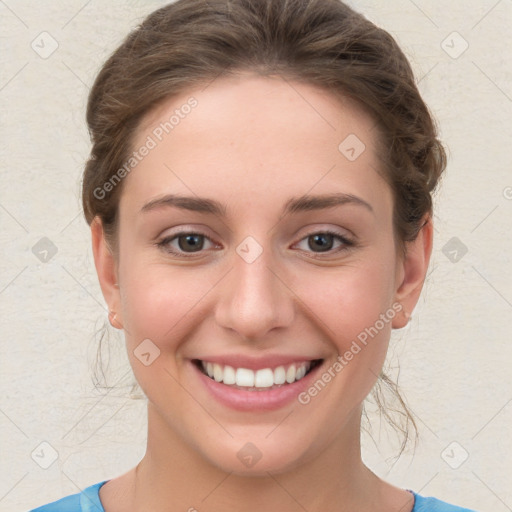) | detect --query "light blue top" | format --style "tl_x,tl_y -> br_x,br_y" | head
29,480 -> 479,511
